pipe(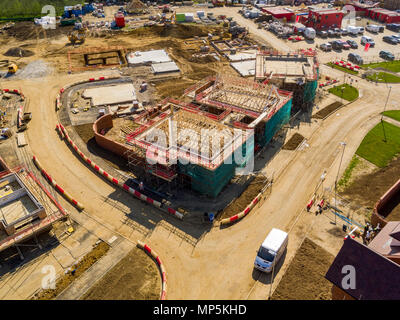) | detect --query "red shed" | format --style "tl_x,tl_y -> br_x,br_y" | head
351,1 -> 379,13
306,9 -> 344,30
263,7 -> 295,21
368,7 -> 400,23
